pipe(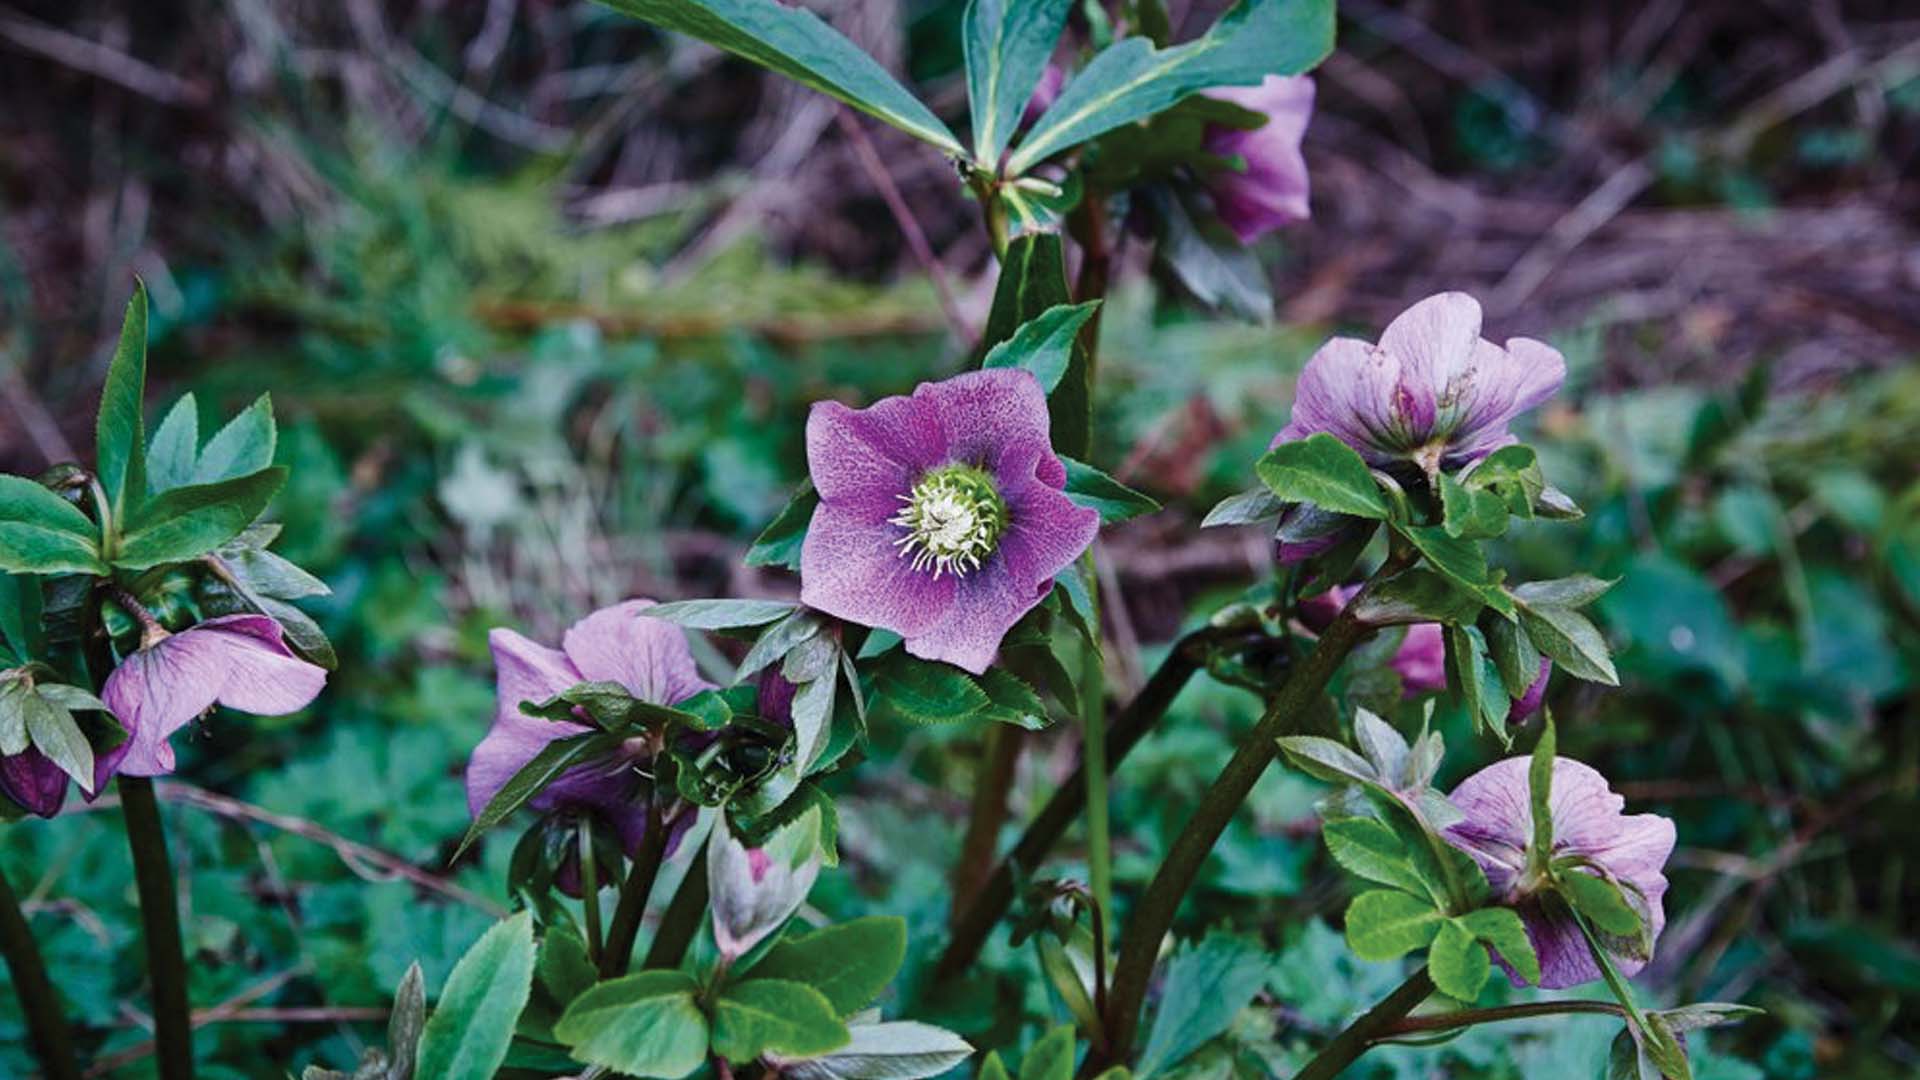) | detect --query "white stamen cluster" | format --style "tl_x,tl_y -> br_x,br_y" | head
890,465 -> 1007,579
